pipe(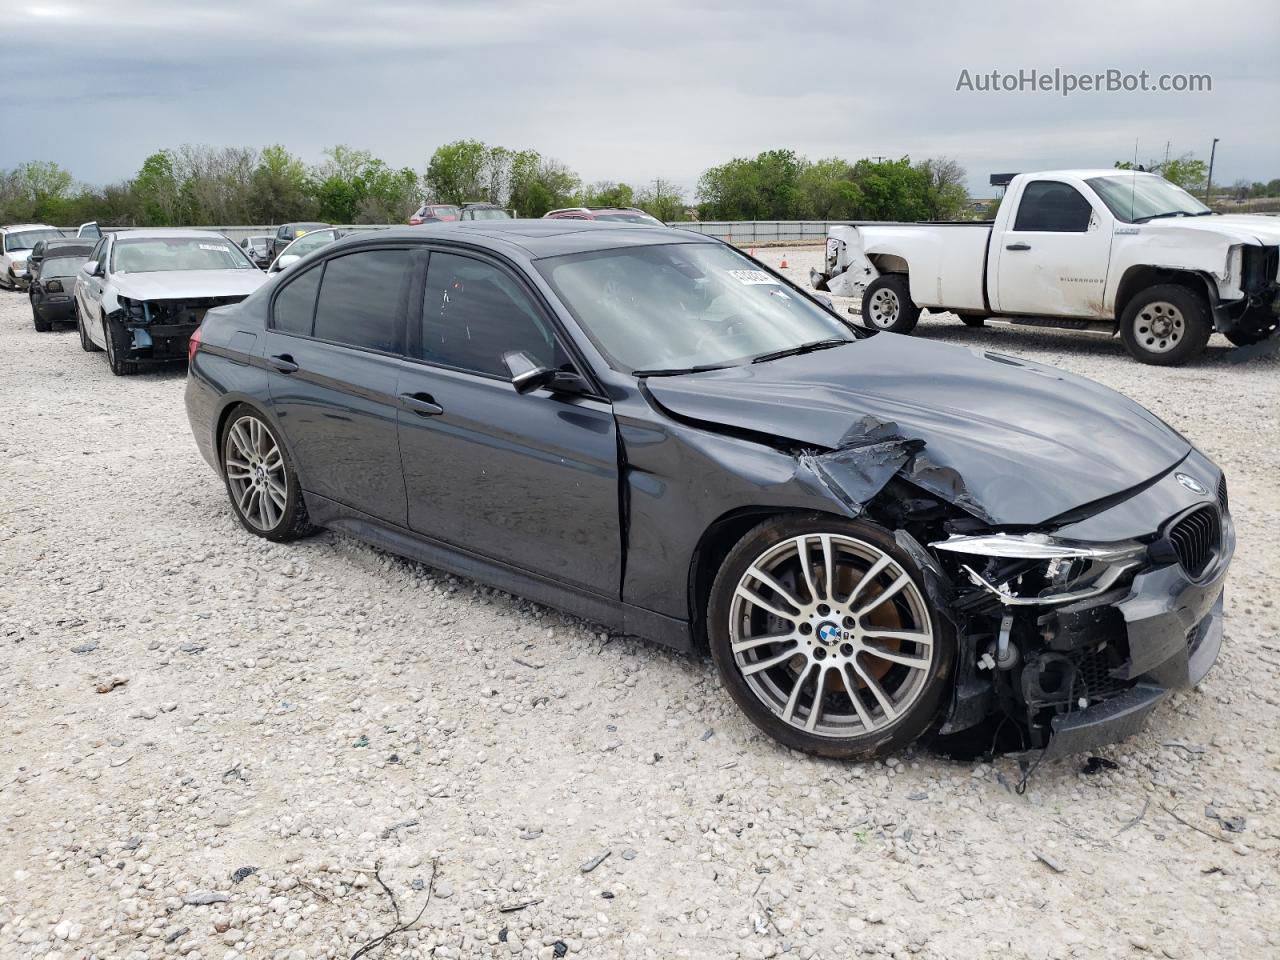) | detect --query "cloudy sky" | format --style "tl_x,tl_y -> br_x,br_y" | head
3,0 -> 1277,196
